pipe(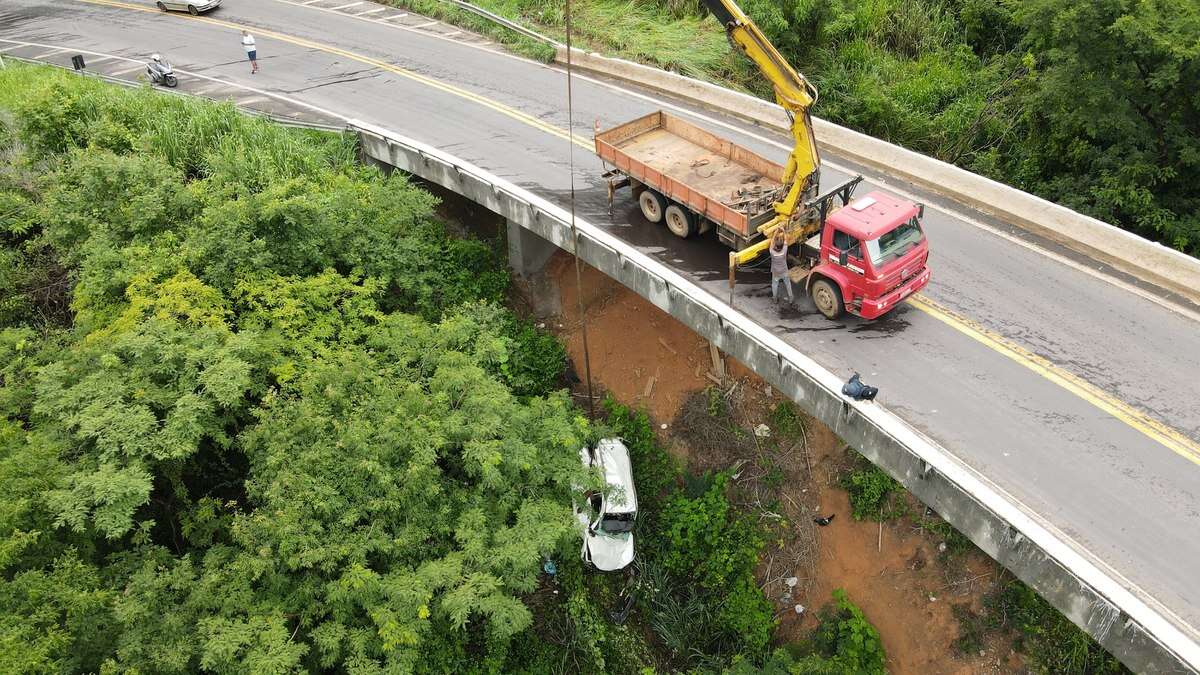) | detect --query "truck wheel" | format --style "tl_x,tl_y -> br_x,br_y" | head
811,278 -> 844,320
638,190 -> 665,224
664,204 -> 695,238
